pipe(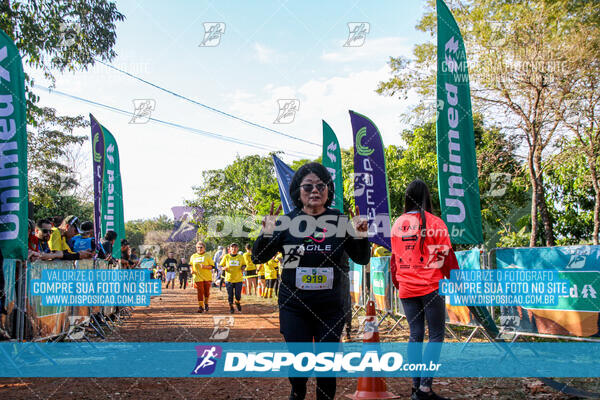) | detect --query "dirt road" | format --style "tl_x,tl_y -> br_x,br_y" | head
0,284 -> 572,399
